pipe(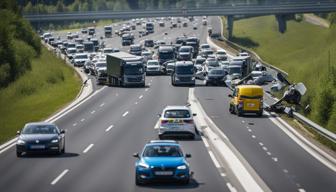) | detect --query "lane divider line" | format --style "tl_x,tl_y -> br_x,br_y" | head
80,118 -> 85,122
100,103 -> 105,107
208,151 -> 221,168
139,95 -> 143,99
83,144 -> 94,154
122,111 -> 129,117
91,110 -> 96,114
73,123 -> 77,127
105,125 -> 114,132
226,182 -> 238,192
51,169 -> 69,185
